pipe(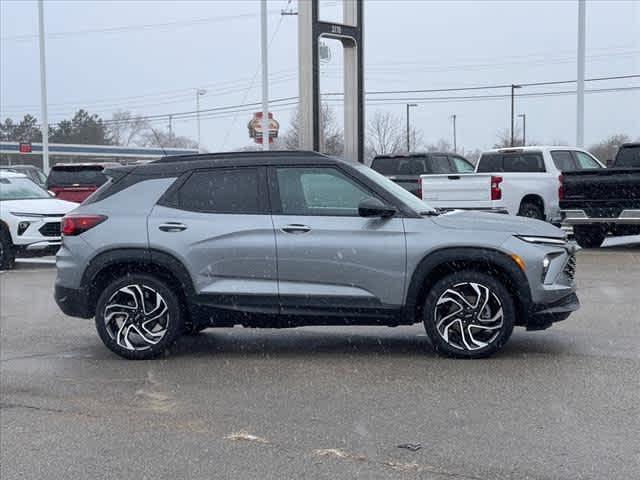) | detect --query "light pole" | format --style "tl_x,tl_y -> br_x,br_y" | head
451,114 -> 457,152
510,84 -> 522,147
406,103 -> 418,152
576,0 -> 586,147
37,0 -> 49,173
260,0 -> 270,151
196,88 -> 206,152
518,113 -> 526,146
